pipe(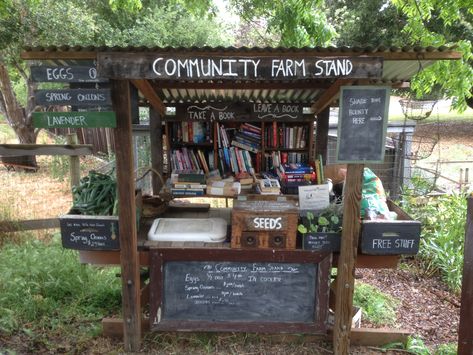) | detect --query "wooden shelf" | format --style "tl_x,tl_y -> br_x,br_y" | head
171,141 -> 213,147
263,147 -> 309,152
